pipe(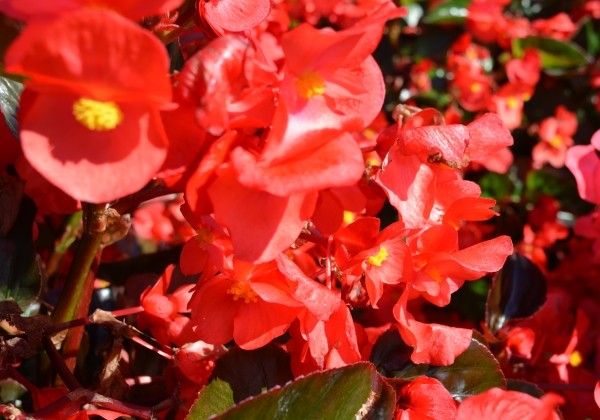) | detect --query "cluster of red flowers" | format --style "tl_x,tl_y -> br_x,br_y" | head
1,0 -> 600,418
